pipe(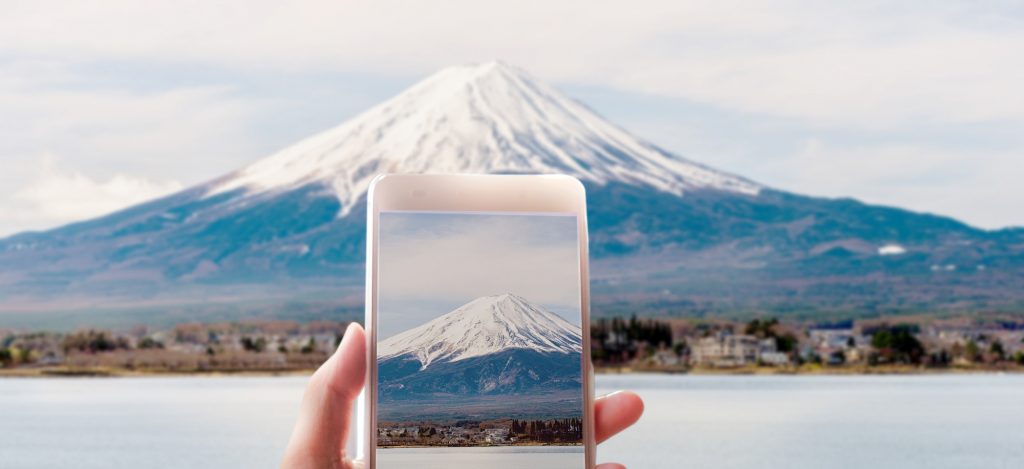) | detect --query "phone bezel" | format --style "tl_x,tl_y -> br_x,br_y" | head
360,173 -> 595,468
